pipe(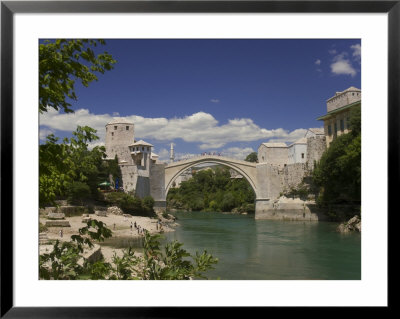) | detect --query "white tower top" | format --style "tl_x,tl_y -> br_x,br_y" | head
170,143 -> 175,163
